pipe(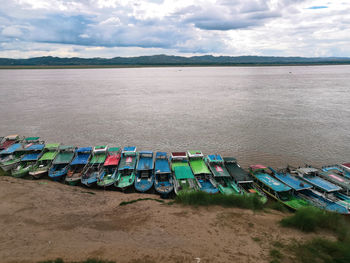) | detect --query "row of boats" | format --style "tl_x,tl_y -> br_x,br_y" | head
1,135 -> 350,214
